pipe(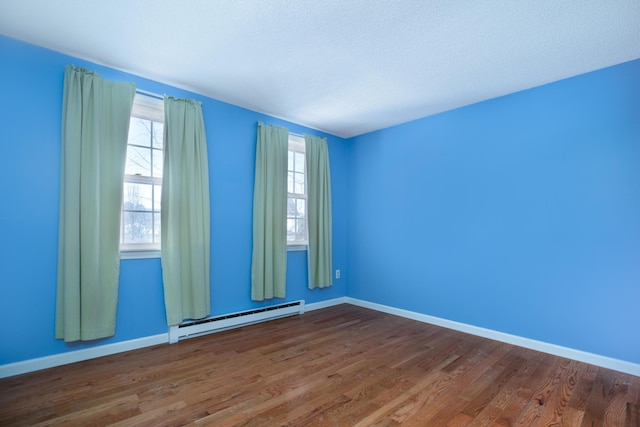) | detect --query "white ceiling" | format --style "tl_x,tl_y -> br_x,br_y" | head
1,1 -> 639,138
